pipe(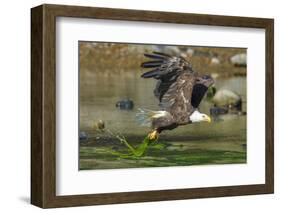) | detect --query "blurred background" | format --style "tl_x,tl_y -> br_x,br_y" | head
79,42 -> 247,170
